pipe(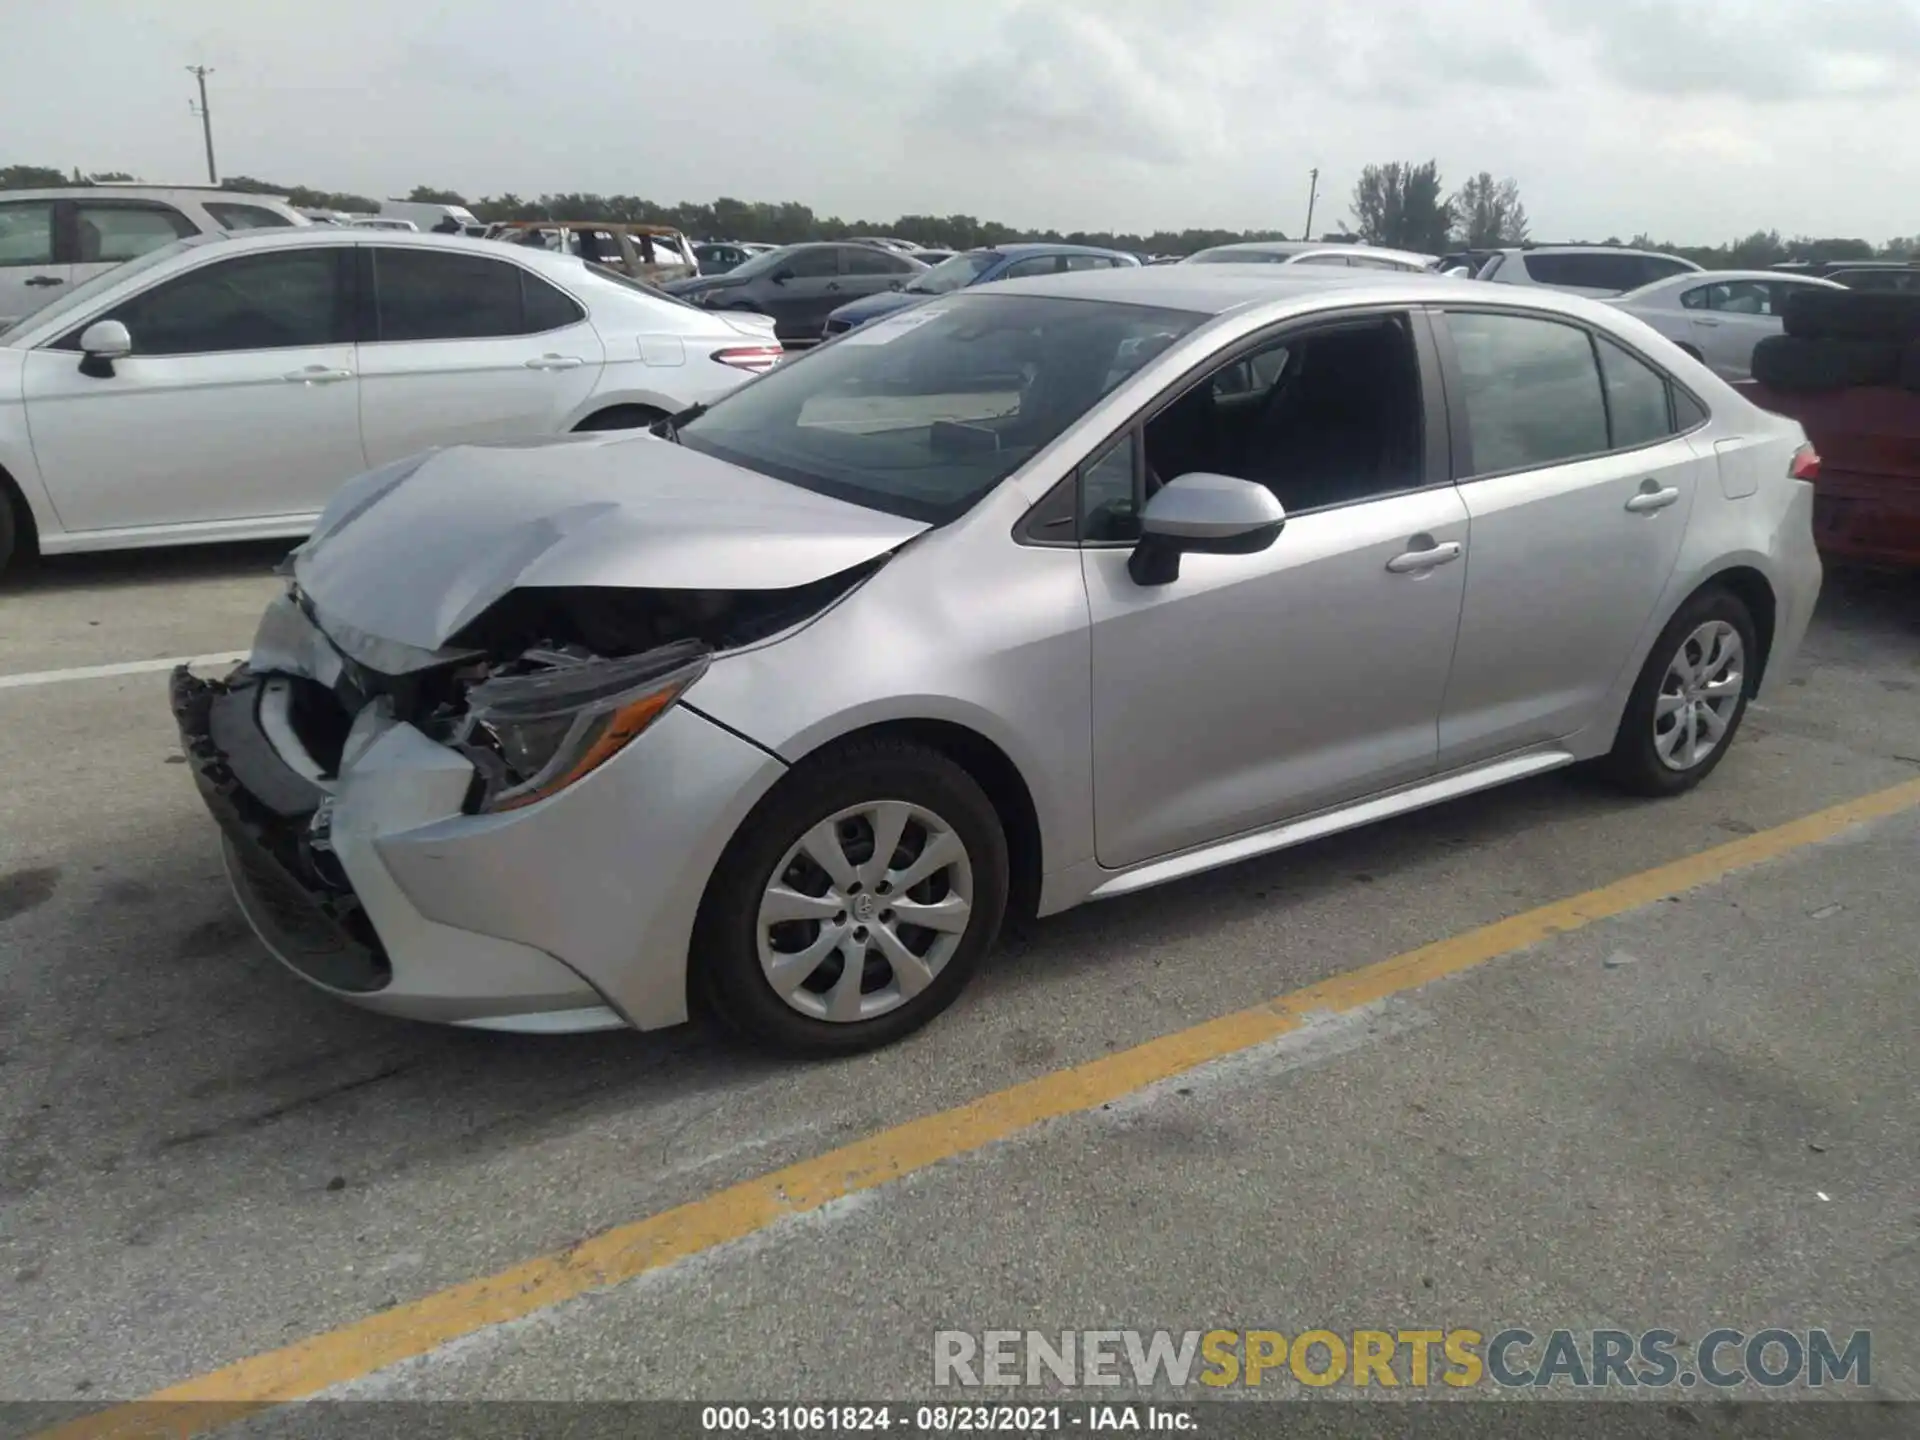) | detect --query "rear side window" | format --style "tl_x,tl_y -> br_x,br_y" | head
1001,256 -> 1061,279
846,246 -> 913,276
74,203 -> 196,263
1446,312 -> 1608,475
1596,336 -> 1675,448
782,248 -> 839,279
0,200 -> 55,265
1062,254 -> 1114,271
205,202 -> 295,231
1522,252 -> 1659,293
373,249 -> 579,340
102,248 -> 349,354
